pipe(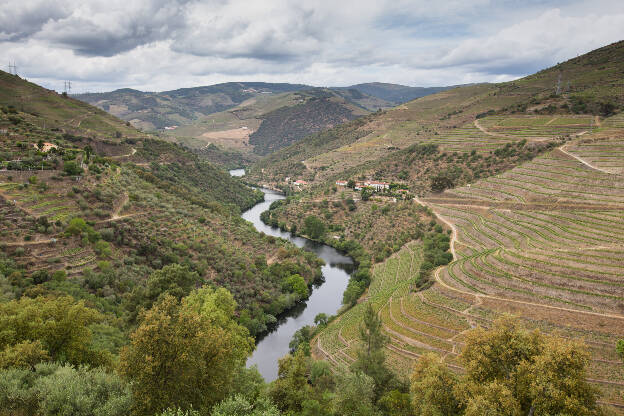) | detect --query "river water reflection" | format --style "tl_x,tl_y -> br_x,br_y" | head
230,170 -> 352,381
